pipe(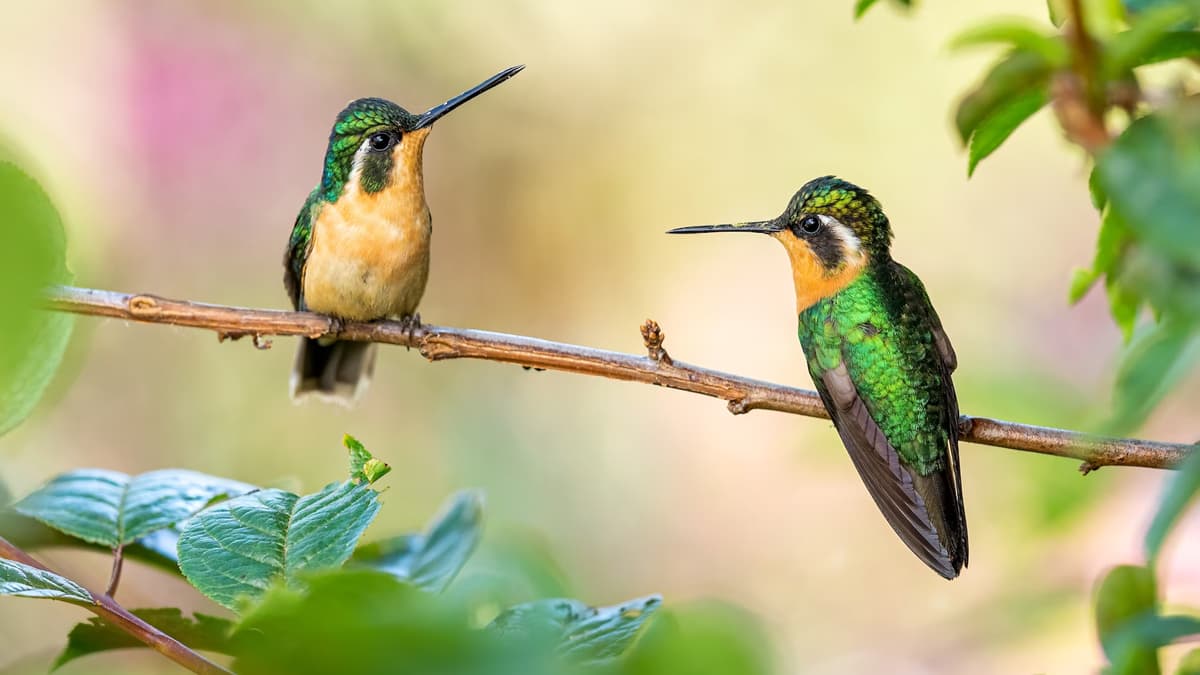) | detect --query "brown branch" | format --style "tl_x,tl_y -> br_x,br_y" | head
1055,0 -> 1113,153
45,285 -> 1195,471
0,536 -> 230,675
